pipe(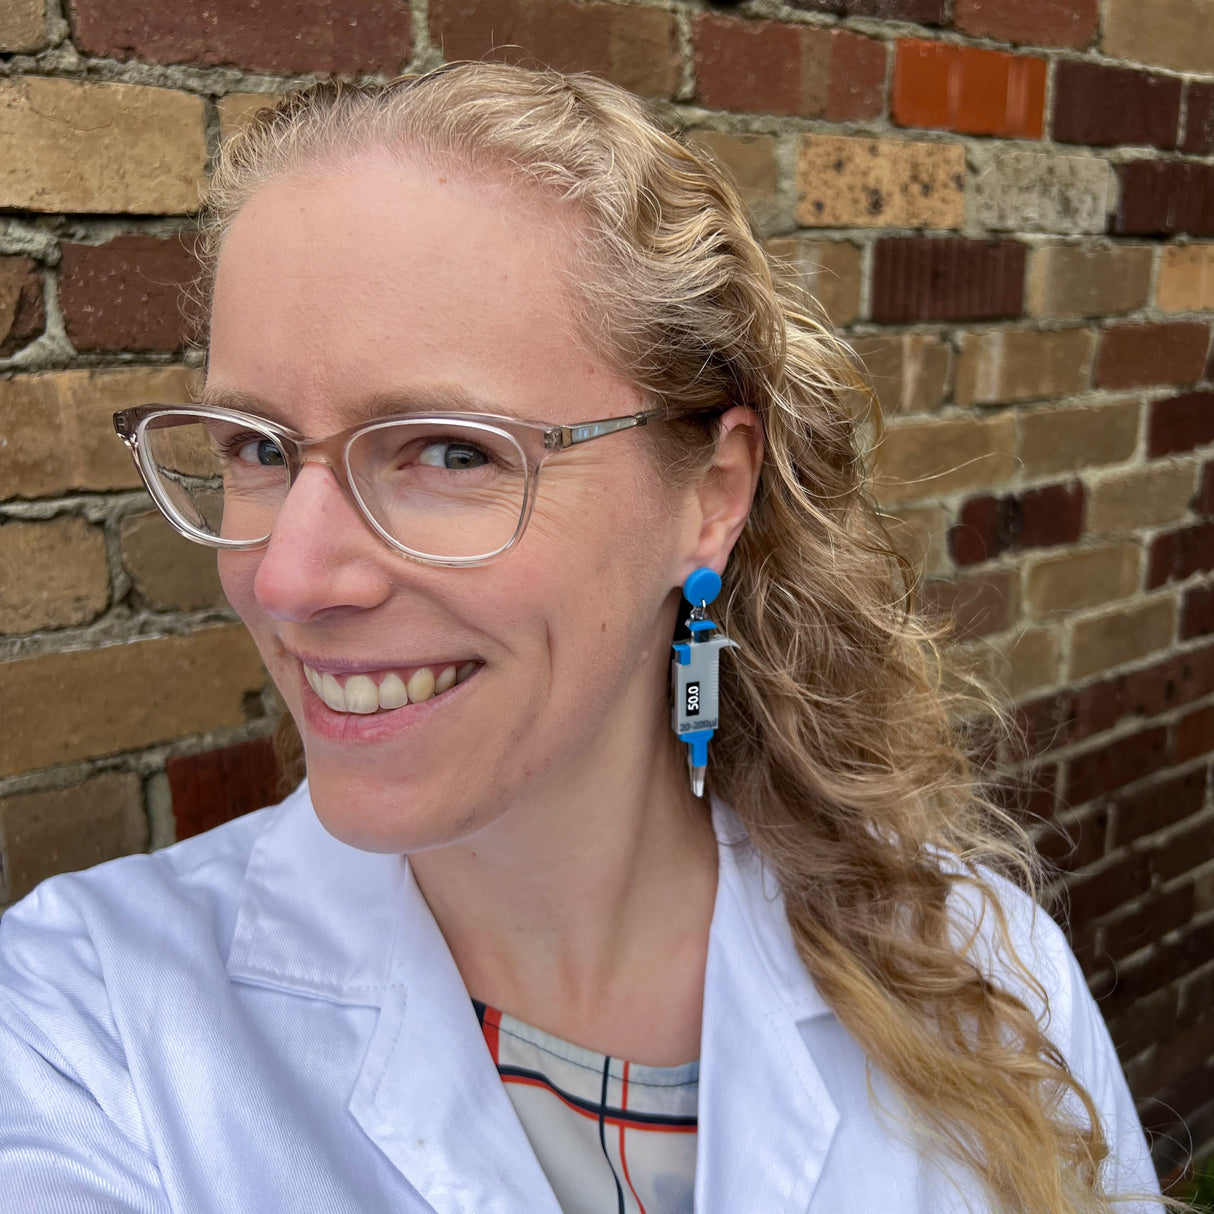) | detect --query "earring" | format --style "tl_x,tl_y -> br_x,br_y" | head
670,567 -> 737,797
